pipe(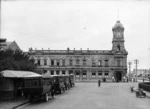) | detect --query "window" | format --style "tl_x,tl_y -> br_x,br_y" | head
56,60 -> 60,66
117,44 -> 120,51
117,60 -> 120,66
51,70 -> 54,75
69,70 -> 73,74
44,59 -> 47,65
33,80 -> 38,86
83,60 -> 86,66
76,72 -> 79,77
98,71 -> 102,77
37,59 -> 40,65
25,80 -> 39,87
83,71 -> 87,77
56,70 -> 59,75
105,60 -> 109,67
105,71 -> 109,77
92,72 -> 96,77
51,60 -> 54,66
62,59 -> 65,66
43,70 -> 47,74
92,60 -> 96,67
69,60 -> 72,66
76,59 -> 80,66
117,59 -> 121,67
98,60 -> 102,67
62,70 -> 65,75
